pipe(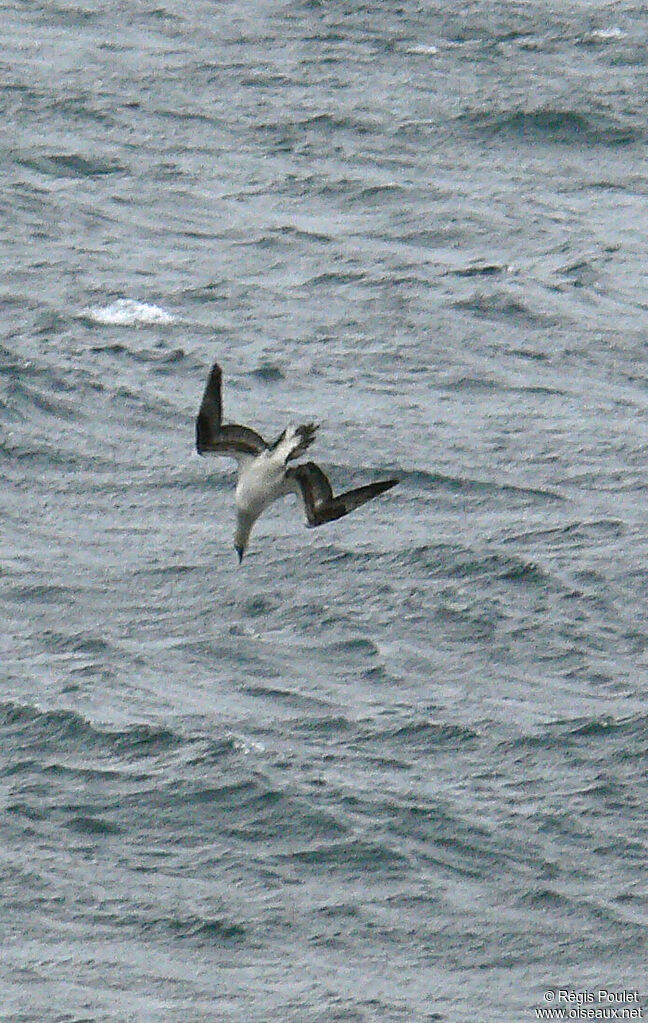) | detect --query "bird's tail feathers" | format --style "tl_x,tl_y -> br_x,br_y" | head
290,422 -> 318,460
272,422 -> 319,462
